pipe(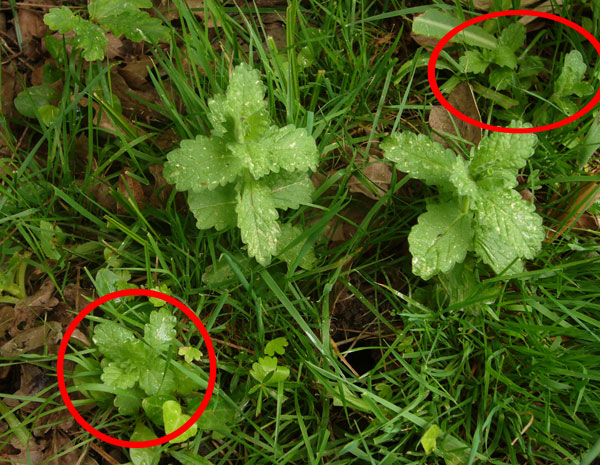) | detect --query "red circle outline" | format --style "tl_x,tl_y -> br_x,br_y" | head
428,10 -> 600,133
57,289 -> 217,448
